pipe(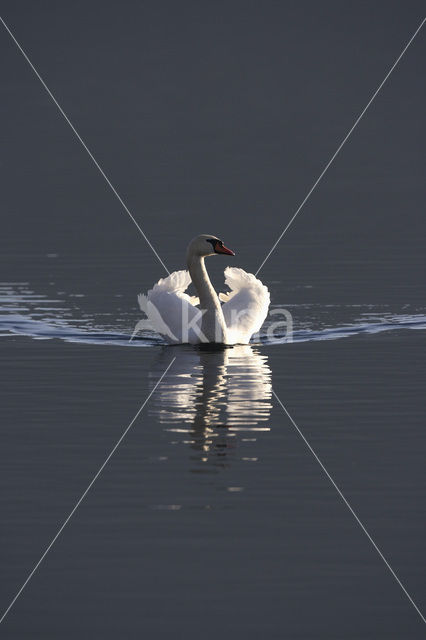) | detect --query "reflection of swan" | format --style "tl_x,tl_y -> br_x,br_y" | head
149,345 -> 272,469
138,235 -> 270,344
